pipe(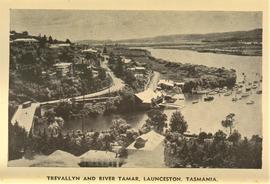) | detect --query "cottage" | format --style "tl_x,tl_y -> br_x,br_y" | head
134,66 -> 146,73
158,79 -> 174,89
49,43 -> 71,48
82,48 -> 98,53
53,62 -> 73,76
79,150 -> 123,167
121,57 -> 132,64
12,38 -> 39,46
